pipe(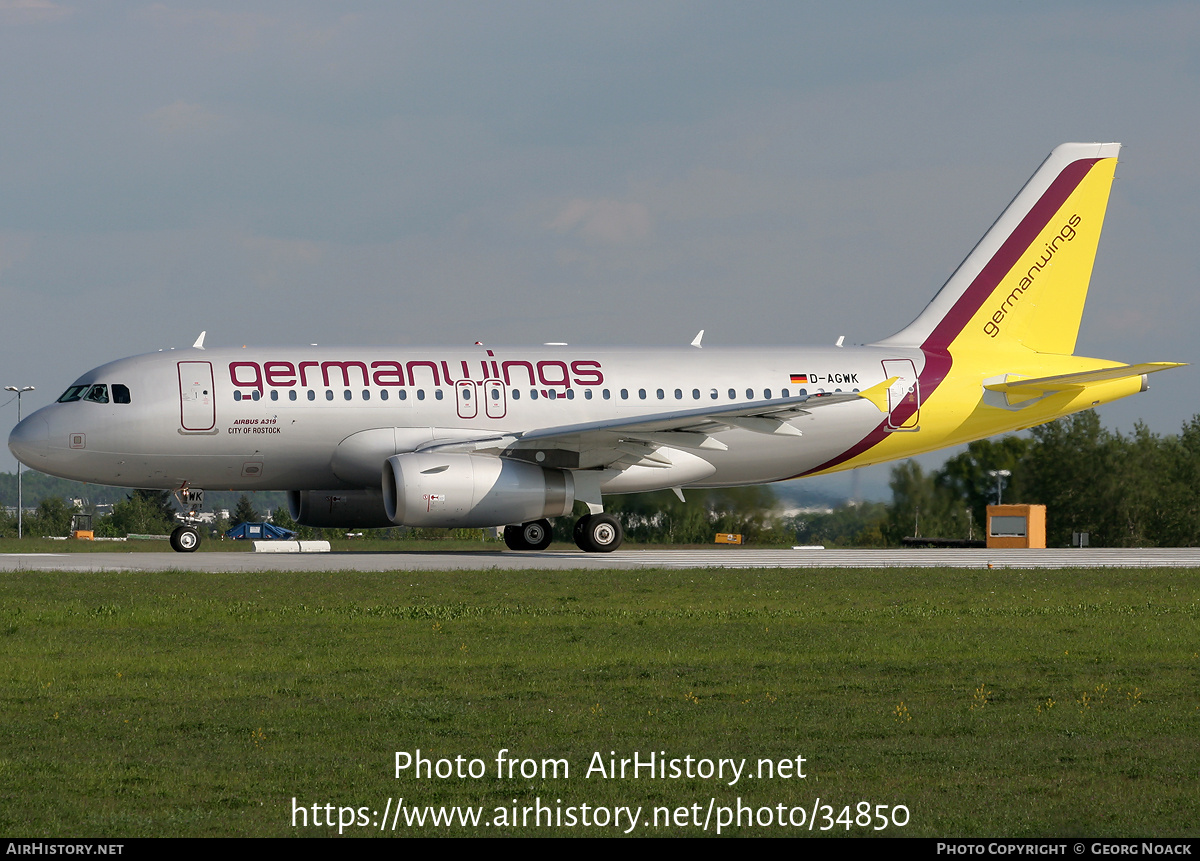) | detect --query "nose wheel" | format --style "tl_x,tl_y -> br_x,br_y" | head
573,513 -> 623,553
170,525 -> 200,553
